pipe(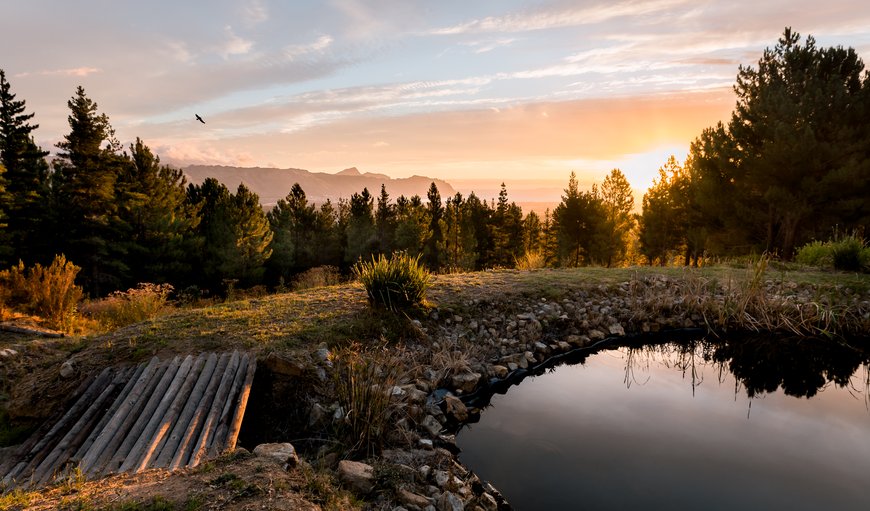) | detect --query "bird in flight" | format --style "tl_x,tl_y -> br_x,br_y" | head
195,114 -> 205,124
